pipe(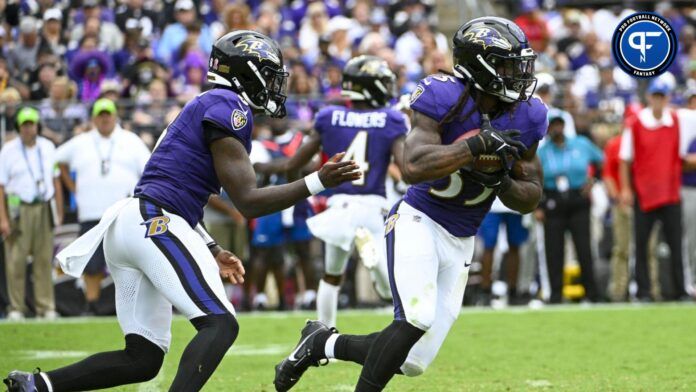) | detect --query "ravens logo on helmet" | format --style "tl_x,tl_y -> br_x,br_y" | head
452,16 -> 537,103
208,30 -> 288,118
341,55 -> 397,108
